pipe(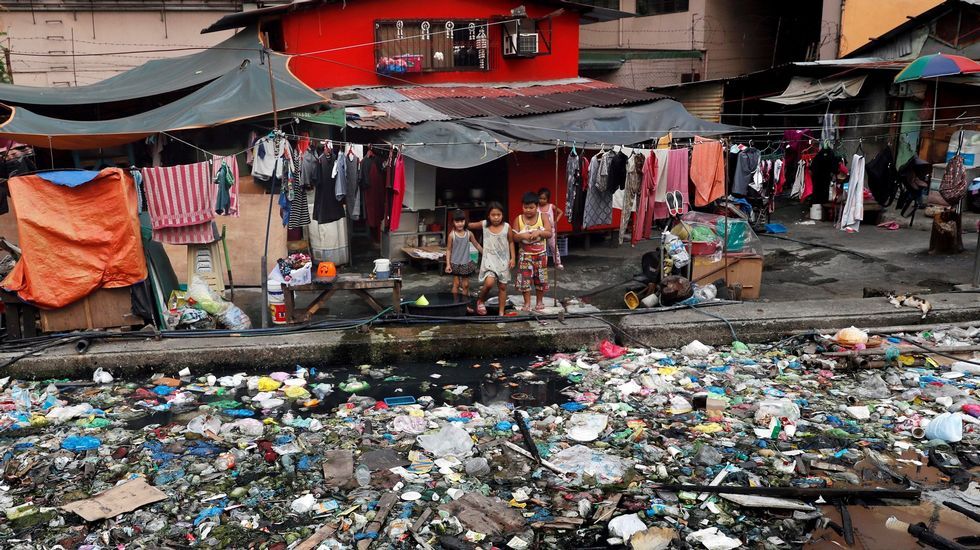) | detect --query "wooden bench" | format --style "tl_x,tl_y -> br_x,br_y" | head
282,274 -> 402,323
